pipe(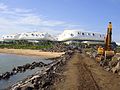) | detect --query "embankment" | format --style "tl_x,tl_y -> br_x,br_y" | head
9,50 -> 74,90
